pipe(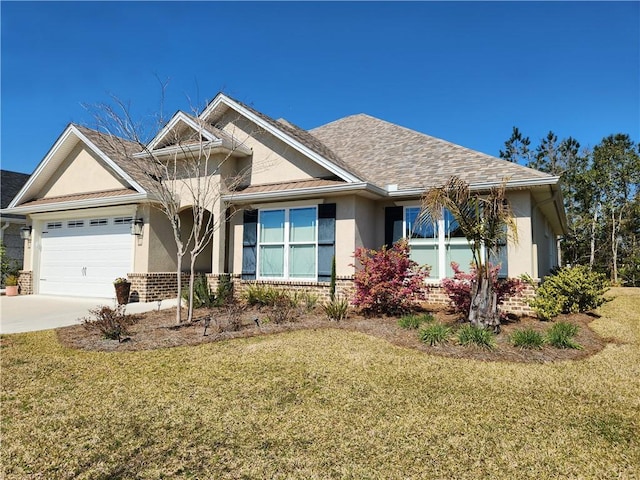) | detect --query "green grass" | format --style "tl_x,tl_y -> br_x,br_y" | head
418,322 -> 452,346
456,324 -> 496,350
2,290 -> 640,479
510,328 -> 546,349
547,321 -> 582,349
398,313 -> 434,329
